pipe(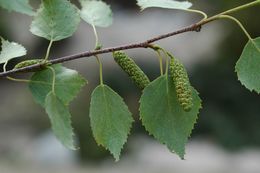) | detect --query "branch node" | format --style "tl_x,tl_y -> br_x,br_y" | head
141,41 -> 150,48
194,25 -> 202,32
